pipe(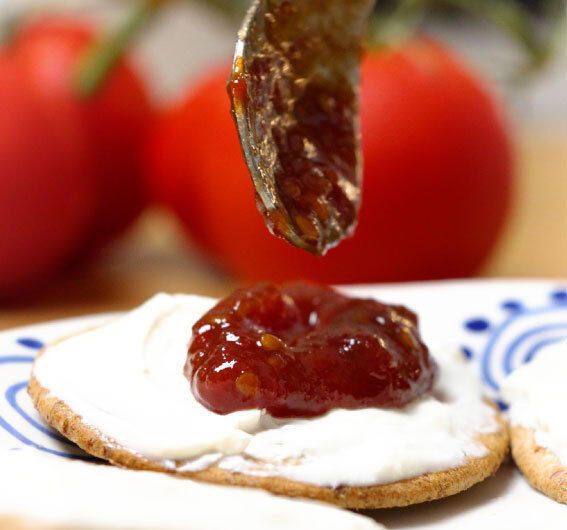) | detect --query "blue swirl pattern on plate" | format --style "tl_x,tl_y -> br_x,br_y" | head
0,339 -> 96,461
462,289 -> 567,410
